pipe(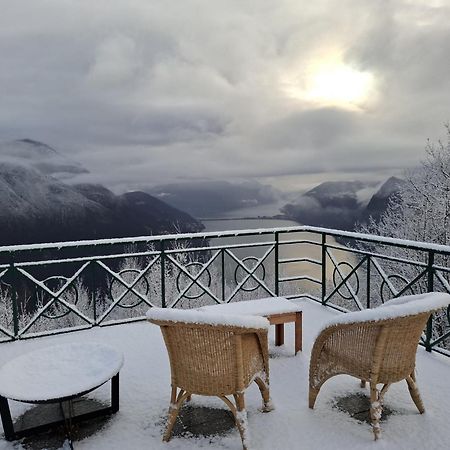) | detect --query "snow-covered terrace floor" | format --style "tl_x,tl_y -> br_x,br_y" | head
1,299 -> 450,450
